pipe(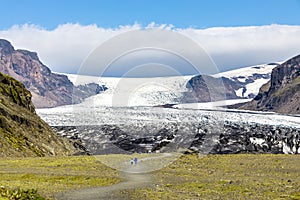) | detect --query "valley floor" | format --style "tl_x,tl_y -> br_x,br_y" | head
126,154 -> 300,200
0,154 -> 300,200
0,156 -> 120,199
